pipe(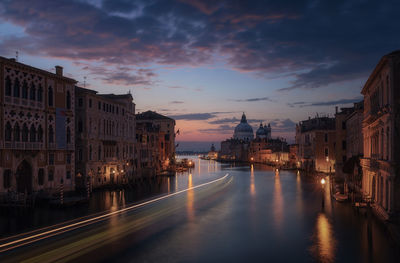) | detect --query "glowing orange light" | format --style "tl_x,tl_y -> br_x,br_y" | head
321,178 -> 326,185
